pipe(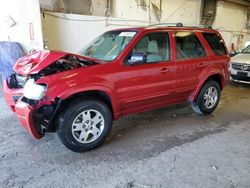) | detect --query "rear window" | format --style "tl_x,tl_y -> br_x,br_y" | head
202,33 -> 227,56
